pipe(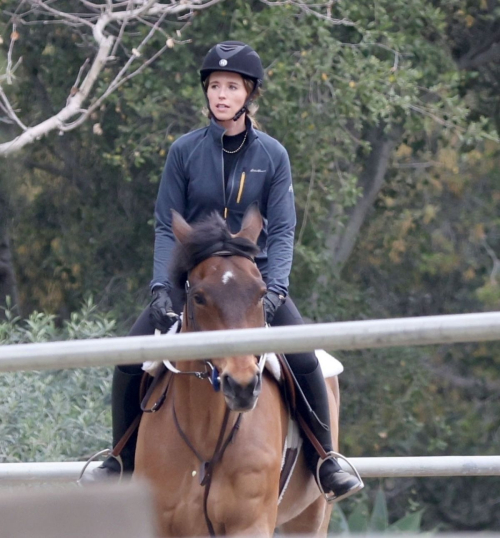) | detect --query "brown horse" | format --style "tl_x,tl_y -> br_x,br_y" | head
135,207 -> 341,537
